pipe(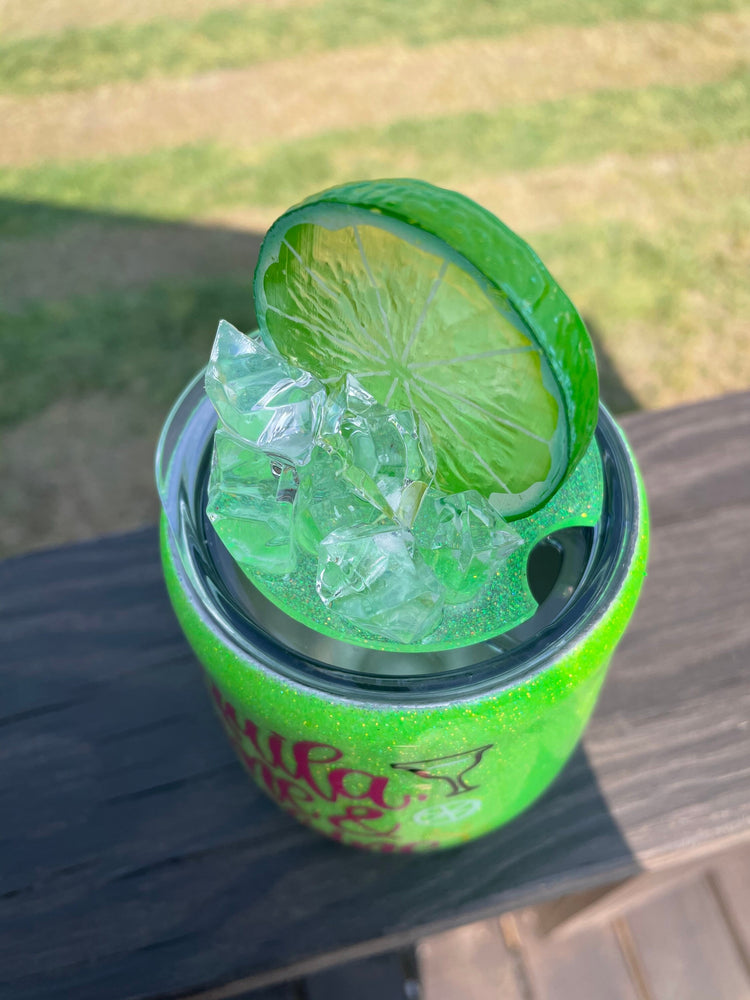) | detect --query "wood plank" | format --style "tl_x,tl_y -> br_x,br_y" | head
531,882 -> 628,938
588,396 -> 750,867
511,910 -> 641,1000
620,389 -> 750,527
532,866 -> 698,939
587,500 -> 750,869
304,951 -> 416,1000
708,841 -> 750,971
0,392 -> 748,1000
0,530 -> 641,1000
229,986 -> 301,1000
624,877 -> 750,1000
417,919 -> 525,1000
